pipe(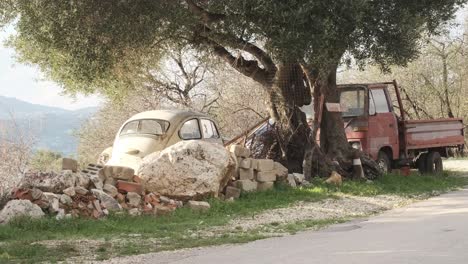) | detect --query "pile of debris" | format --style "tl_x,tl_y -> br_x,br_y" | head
221,144 -> 308,200
0,158 -> 192,224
